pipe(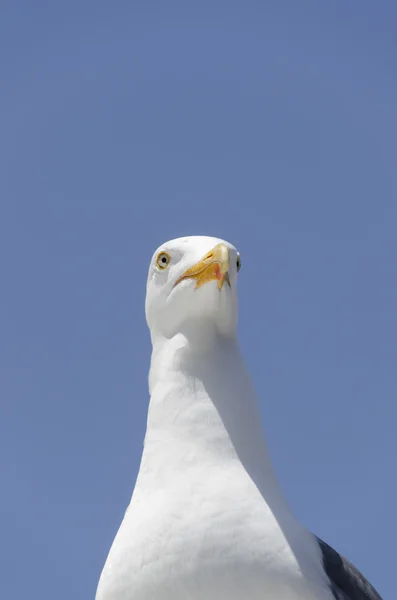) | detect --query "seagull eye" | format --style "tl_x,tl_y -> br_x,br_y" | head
236,255 -> 241,272
156,252 -> 171,270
